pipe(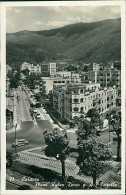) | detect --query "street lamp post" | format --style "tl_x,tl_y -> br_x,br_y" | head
15,124 -> 17,153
